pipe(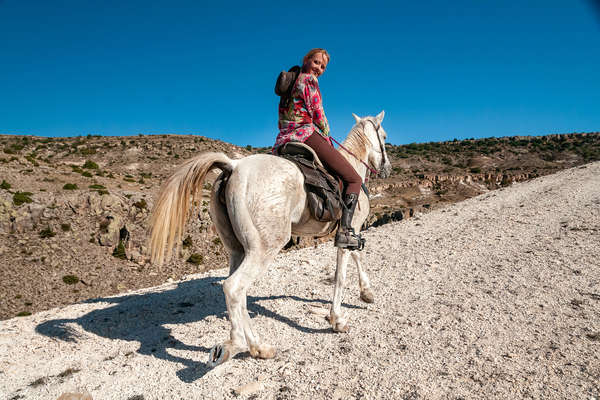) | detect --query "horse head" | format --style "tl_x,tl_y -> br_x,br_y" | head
352,111 -> 392,179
